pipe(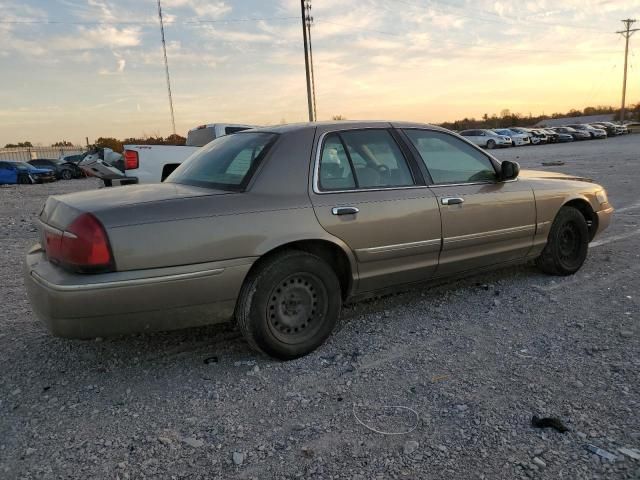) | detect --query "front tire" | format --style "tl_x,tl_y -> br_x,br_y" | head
61,169 -> 73,180
486,139 -> 496,150
17,174 -> 31,184
535,206 -> 589,275
236,250 -> 342,360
